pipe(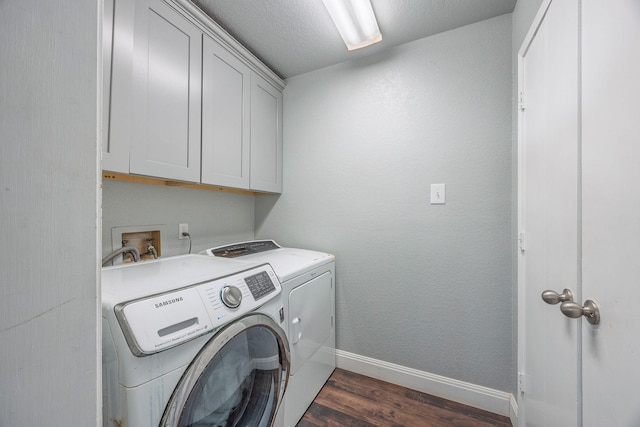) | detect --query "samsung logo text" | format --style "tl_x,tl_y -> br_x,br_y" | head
155,297 -> 184,308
